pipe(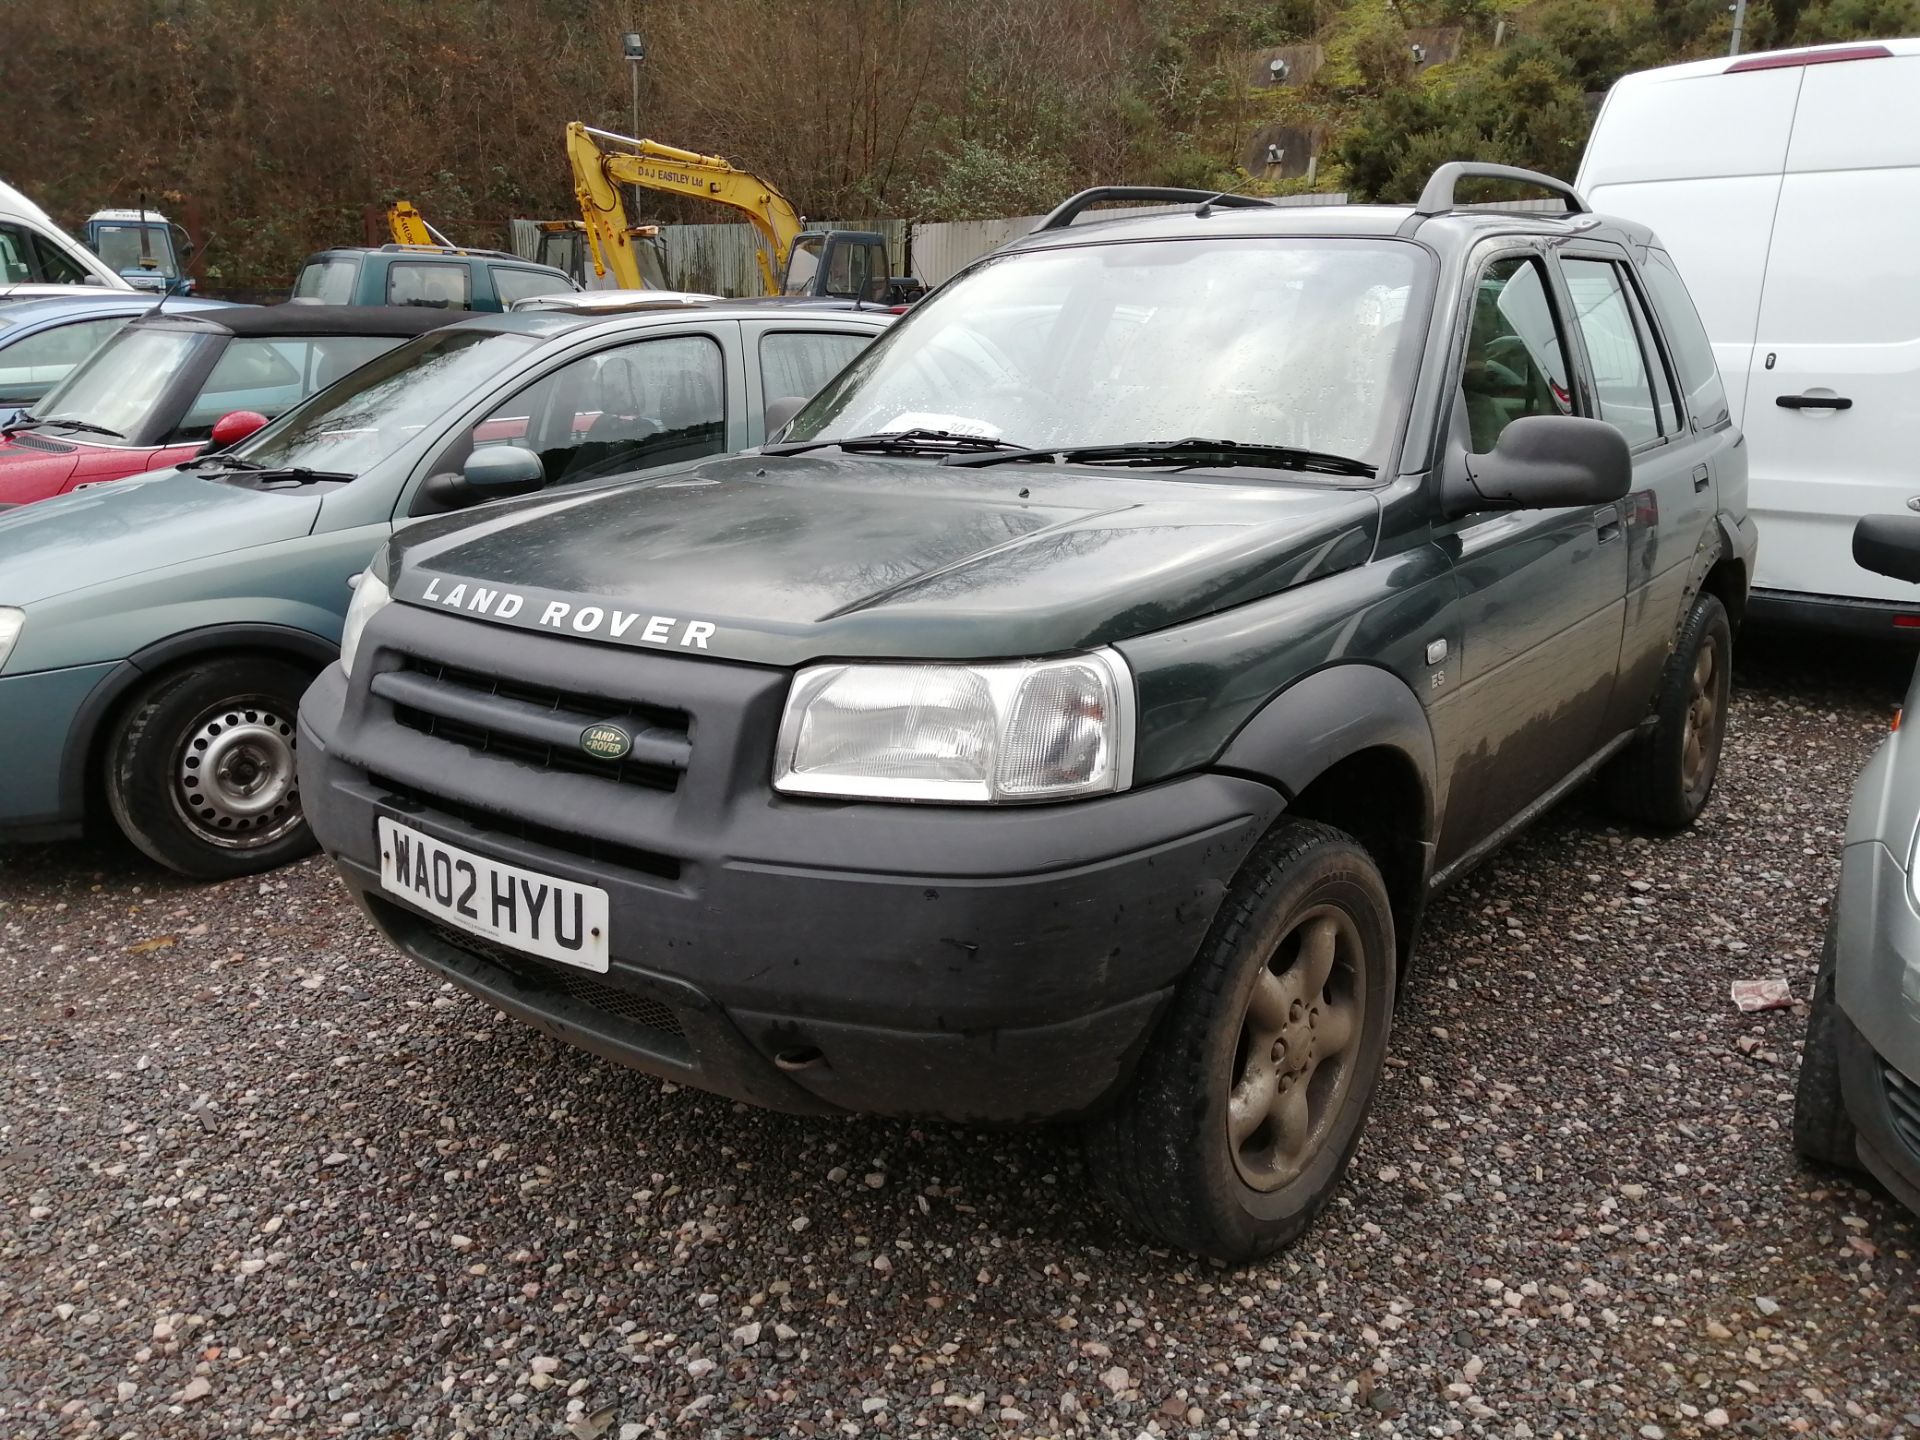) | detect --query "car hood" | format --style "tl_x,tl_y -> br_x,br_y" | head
389,453 -> 1381,667
0,470 -> 322,606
